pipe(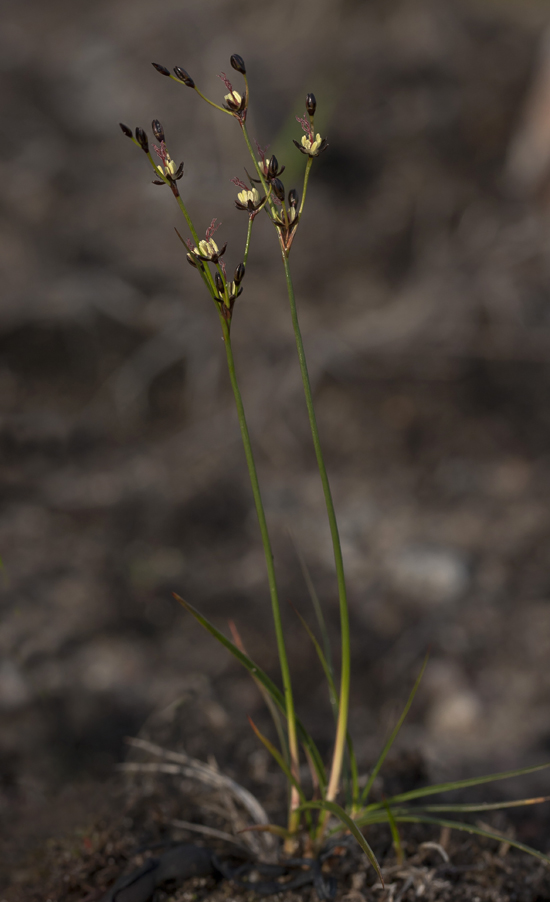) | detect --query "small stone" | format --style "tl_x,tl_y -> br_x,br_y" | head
388,545 -> 469,605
